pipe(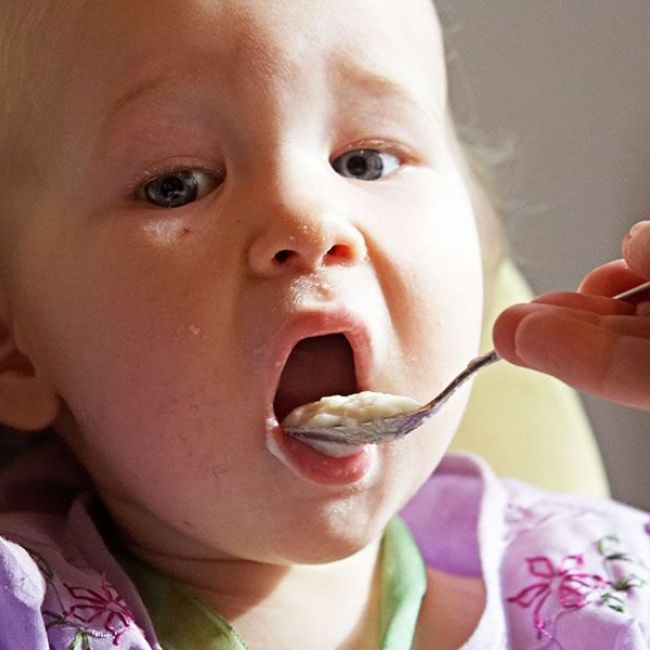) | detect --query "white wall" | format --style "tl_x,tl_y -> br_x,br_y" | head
443,1 -> 650,509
